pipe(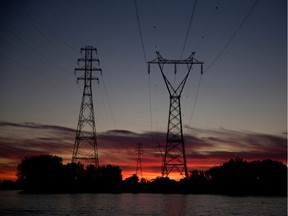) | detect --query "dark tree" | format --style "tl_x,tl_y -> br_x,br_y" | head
98,164 -> 122,193
62,162 -> 85,192
15,155 -> 286,195
206,158 -> 287,196
123,174 -> 140,193
17,155 -> 123,193
0,180 -> 20,190
17,155 -> 64,193
148,177 -> 178,193
249,159 -> 287,196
